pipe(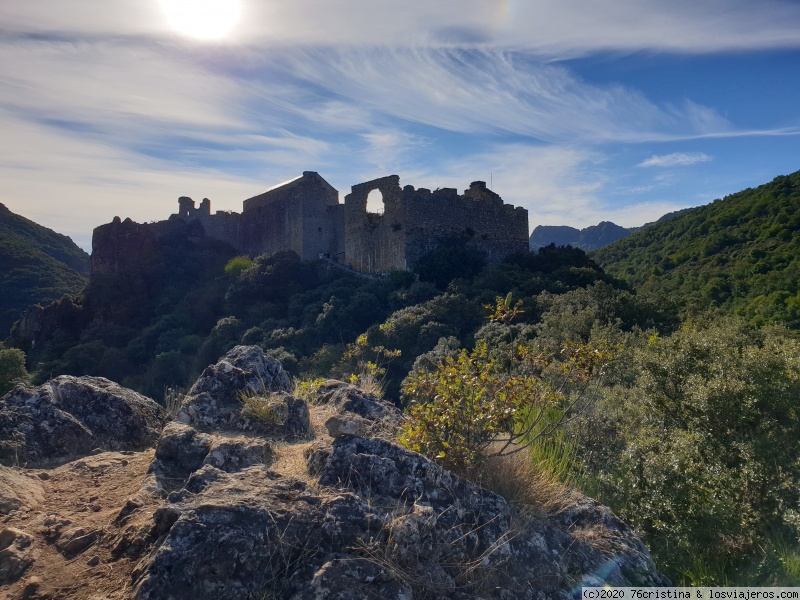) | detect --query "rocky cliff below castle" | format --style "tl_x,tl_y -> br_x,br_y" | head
0,346 -> 667,599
